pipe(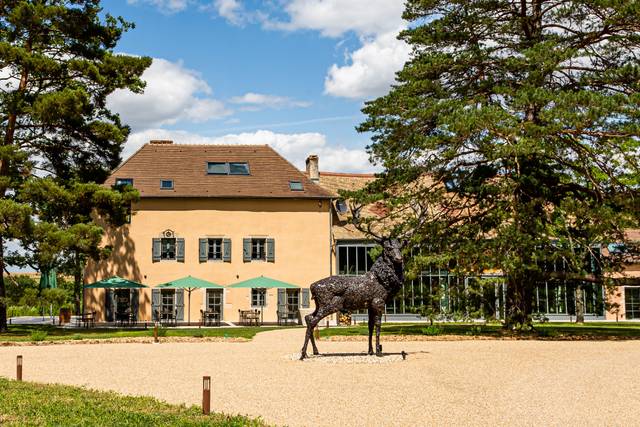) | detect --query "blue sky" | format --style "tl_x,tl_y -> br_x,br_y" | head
102,0 -> 409,173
